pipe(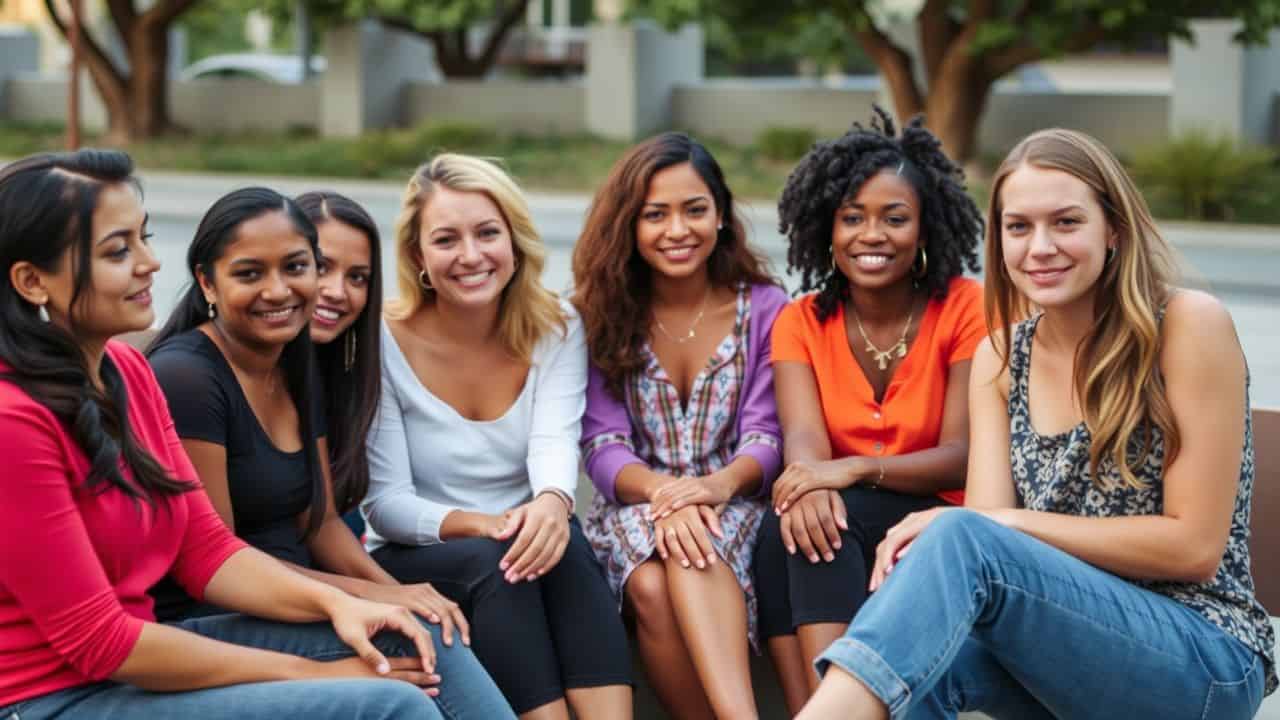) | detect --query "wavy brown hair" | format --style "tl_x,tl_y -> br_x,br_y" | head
985,128 -> 1181,489
571,132 -> 776,397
